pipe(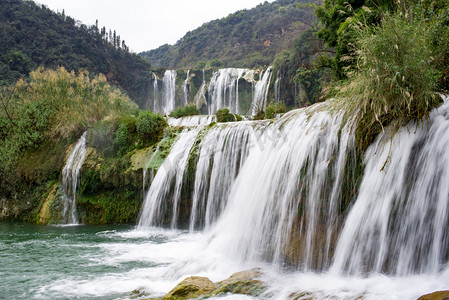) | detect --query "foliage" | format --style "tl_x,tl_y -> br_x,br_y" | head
264,102 -> 287,119
216,108 -> 242,123
0,66 -> 136,192
335,11 -> 441,150
136,110 -> 168,146
140,0 -> 318,69
169,104 -> 201,118
315,0 -> 395,79
0,0 -> 151,107
273,26 -> 331,107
